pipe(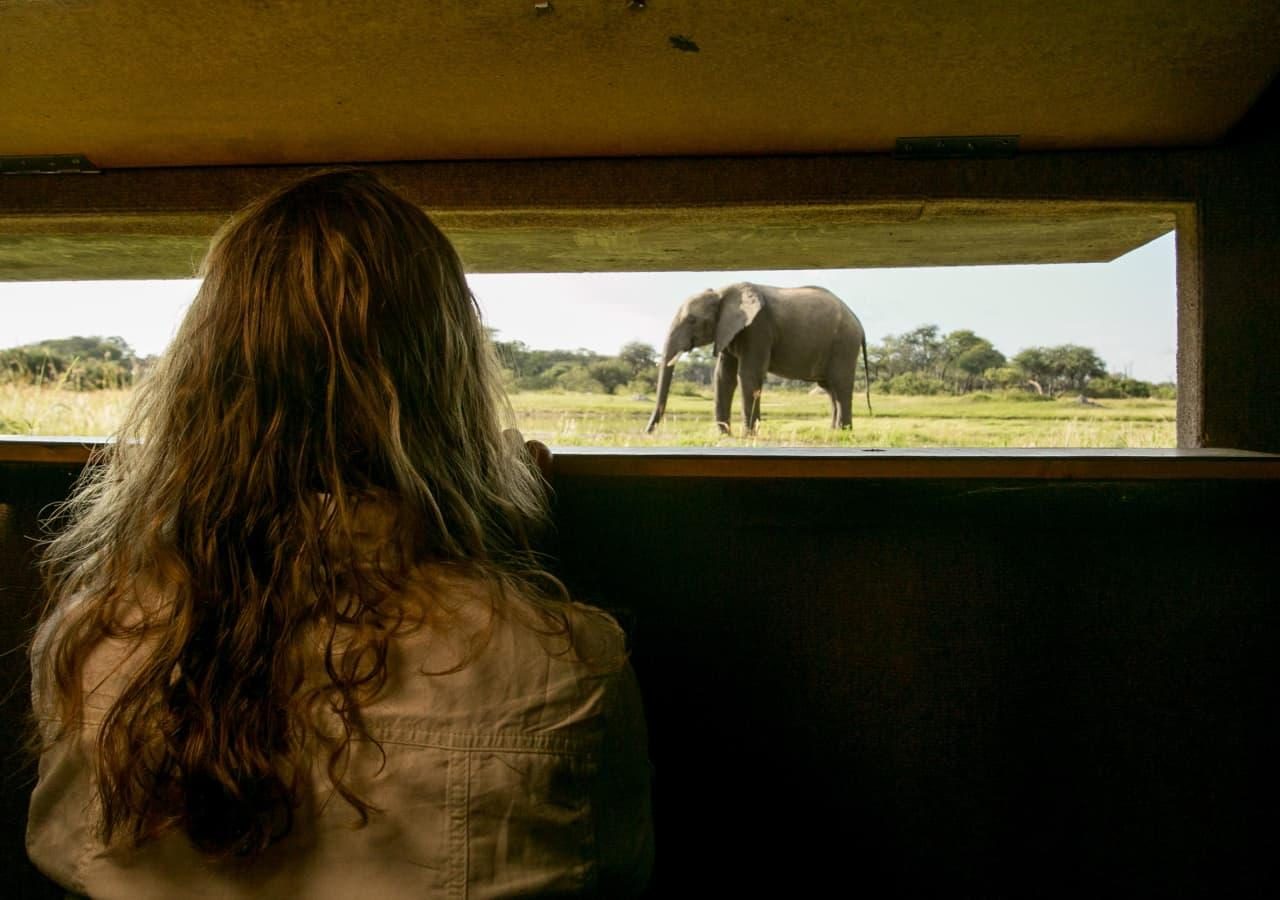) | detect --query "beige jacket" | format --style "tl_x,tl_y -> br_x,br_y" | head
27,573 -> 653,899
